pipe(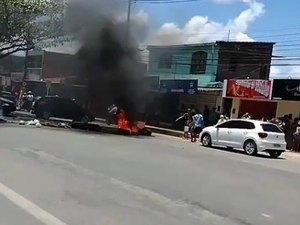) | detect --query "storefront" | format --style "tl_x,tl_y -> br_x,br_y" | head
145,79 -> 198,127
223,79 -> 276,119
271,79 -> 300,118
